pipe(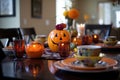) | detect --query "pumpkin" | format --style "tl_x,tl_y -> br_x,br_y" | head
72,37 -> 82,46
48,23 -> 70,52
82,35 -> 93,45
26,41 -> 44,58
